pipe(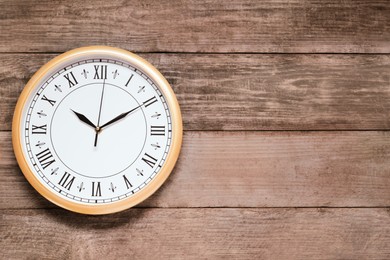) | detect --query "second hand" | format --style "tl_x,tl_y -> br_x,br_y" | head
94,78 -> 106,147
